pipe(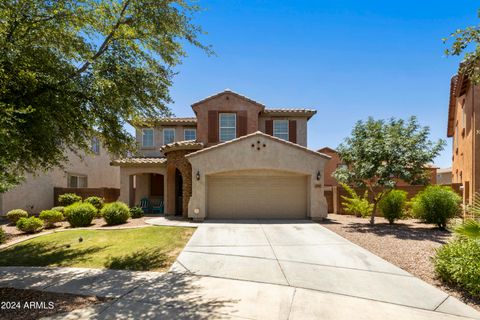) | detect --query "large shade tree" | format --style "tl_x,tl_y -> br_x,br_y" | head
333,116 -> 445,224
444,9 -> 480,83
0,0 -> 211,192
